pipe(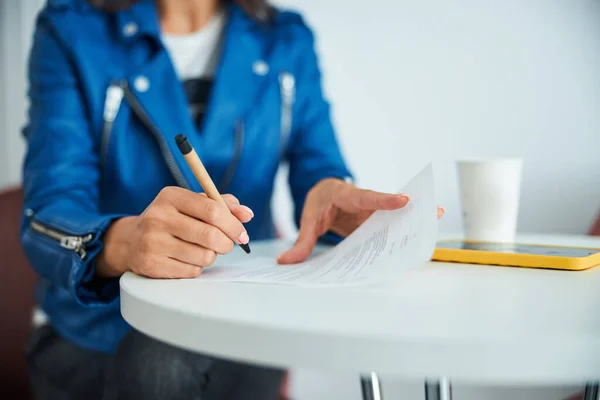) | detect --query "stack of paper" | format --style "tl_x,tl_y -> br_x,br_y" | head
198,164 -> 437,287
